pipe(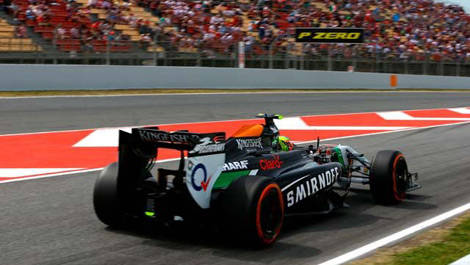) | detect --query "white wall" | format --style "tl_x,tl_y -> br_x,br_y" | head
0,64 -> 469,90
